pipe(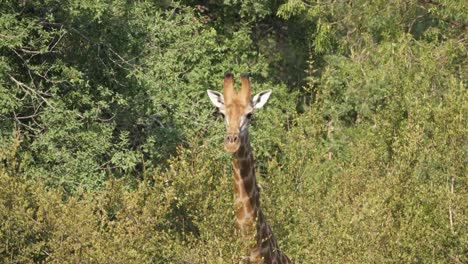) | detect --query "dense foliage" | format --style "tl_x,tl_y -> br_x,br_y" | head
0,0 -> 466,262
